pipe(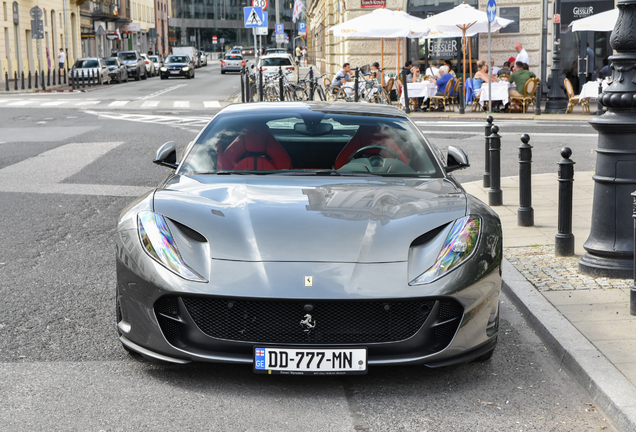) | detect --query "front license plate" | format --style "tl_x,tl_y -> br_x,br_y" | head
170,71 -> 180,74
254,347 -> 367,375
